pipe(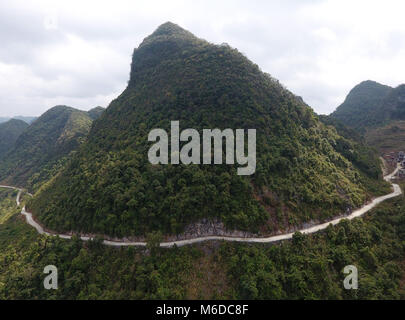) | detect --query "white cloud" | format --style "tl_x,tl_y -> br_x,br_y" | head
0,0 -> 405,116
